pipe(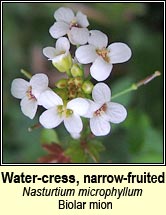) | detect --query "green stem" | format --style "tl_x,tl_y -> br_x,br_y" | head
28,123 -> 41,132
66,69 -> 72,77
85,148 -> 98,163
20,69 -> 32,79
112,71 -> 161,100
81,140 -> 98,163
112,84 -> 137,99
